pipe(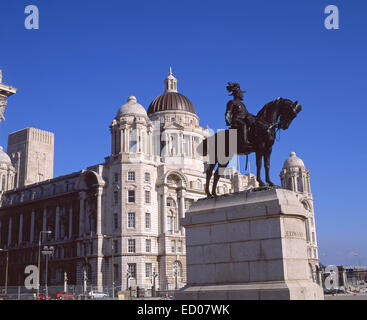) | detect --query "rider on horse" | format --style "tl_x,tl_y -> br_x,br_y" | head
225,82 -> 255,149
